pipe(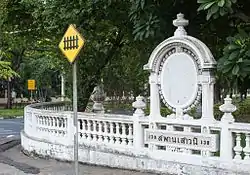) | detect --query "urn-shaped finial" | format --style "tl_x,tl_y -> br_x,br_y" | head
219,95 -> 237,123
173,13 -> 189,36
132,95 -> 146,115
